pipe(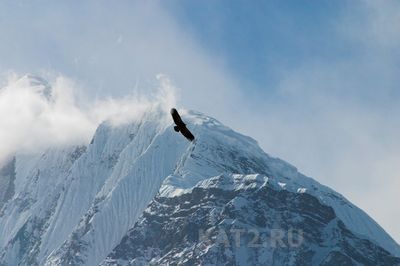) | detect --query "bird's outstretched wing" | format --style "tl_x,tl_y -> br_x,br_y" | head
170,108 -> 185,127
180,125 -> 195,142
